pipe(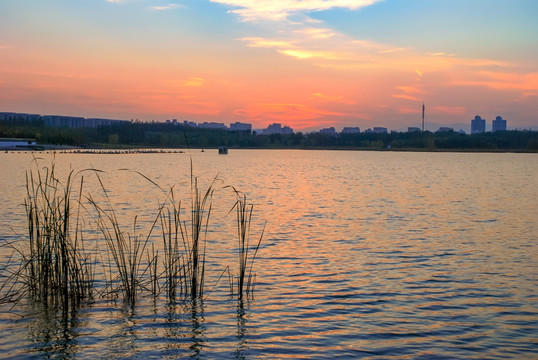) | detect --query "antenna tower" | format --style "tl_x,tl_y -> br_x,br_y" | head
422,101 -> 426,132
